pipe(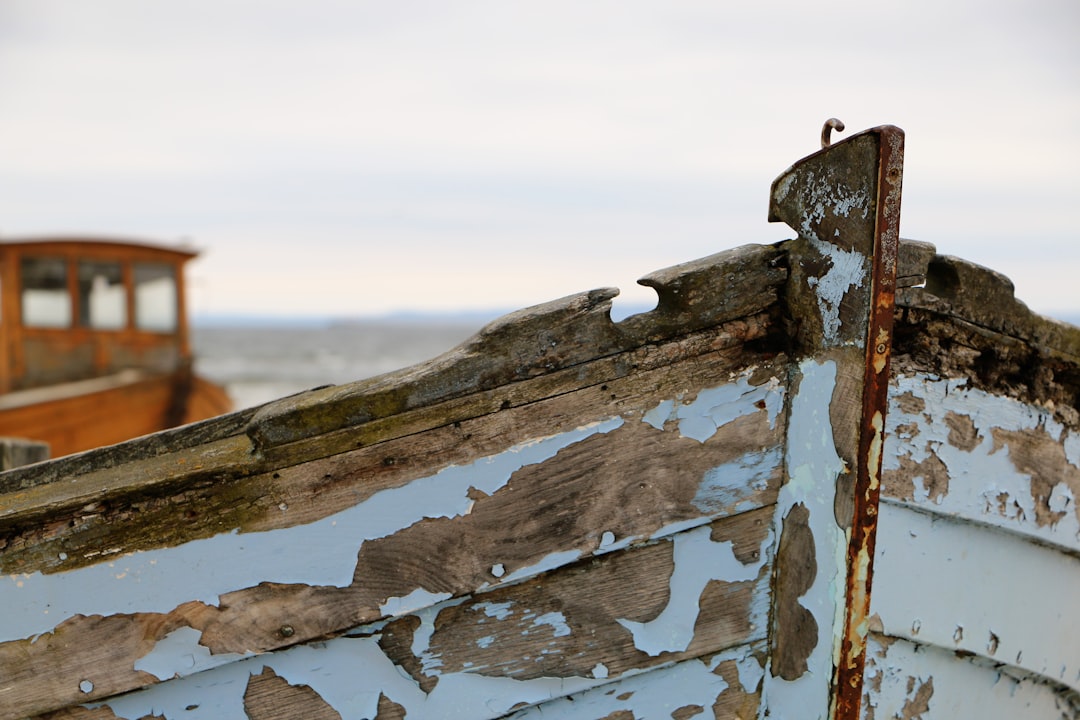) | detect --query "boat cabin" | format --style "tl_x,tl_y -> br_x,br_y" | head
0,237 -> 194,393
0,237 -> 229,459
